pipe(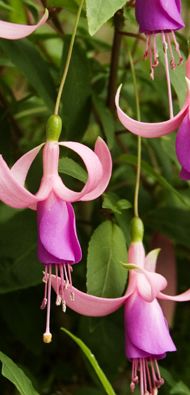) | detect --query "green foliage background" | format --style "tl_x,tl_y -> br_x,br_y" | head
0,0 -> 190,394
